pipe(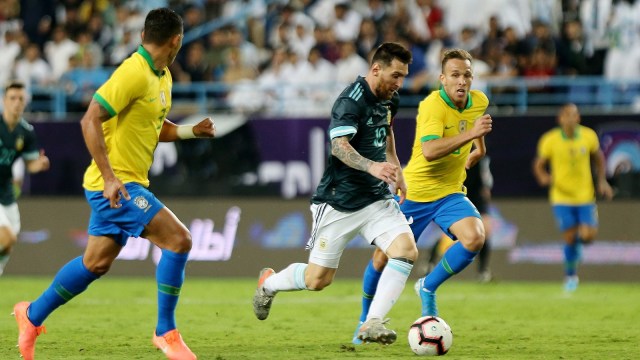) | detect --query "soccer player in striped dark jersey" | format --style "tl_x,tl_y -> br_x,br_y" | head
253,42 -> 416,345
13,8 -> 216,360
352,49 -> 493,343
0,81 -> 50,276
533,103 -> 613,292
